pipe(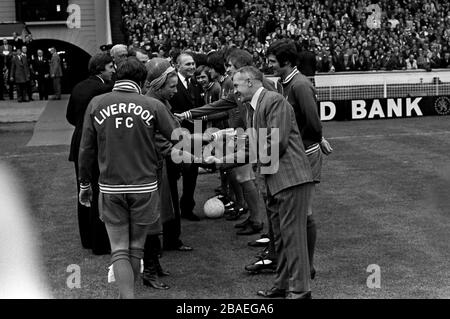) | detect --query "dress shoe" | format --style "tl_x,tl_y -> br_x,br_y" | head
257,287 -> 286,298
181,213 -> 200,221
285,291 -> 312,299
245,257 -> 276,274
143,277 -> 170,290
310,268 -> 316,280
236,222 -> 263,235
142,260 -> 170,290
